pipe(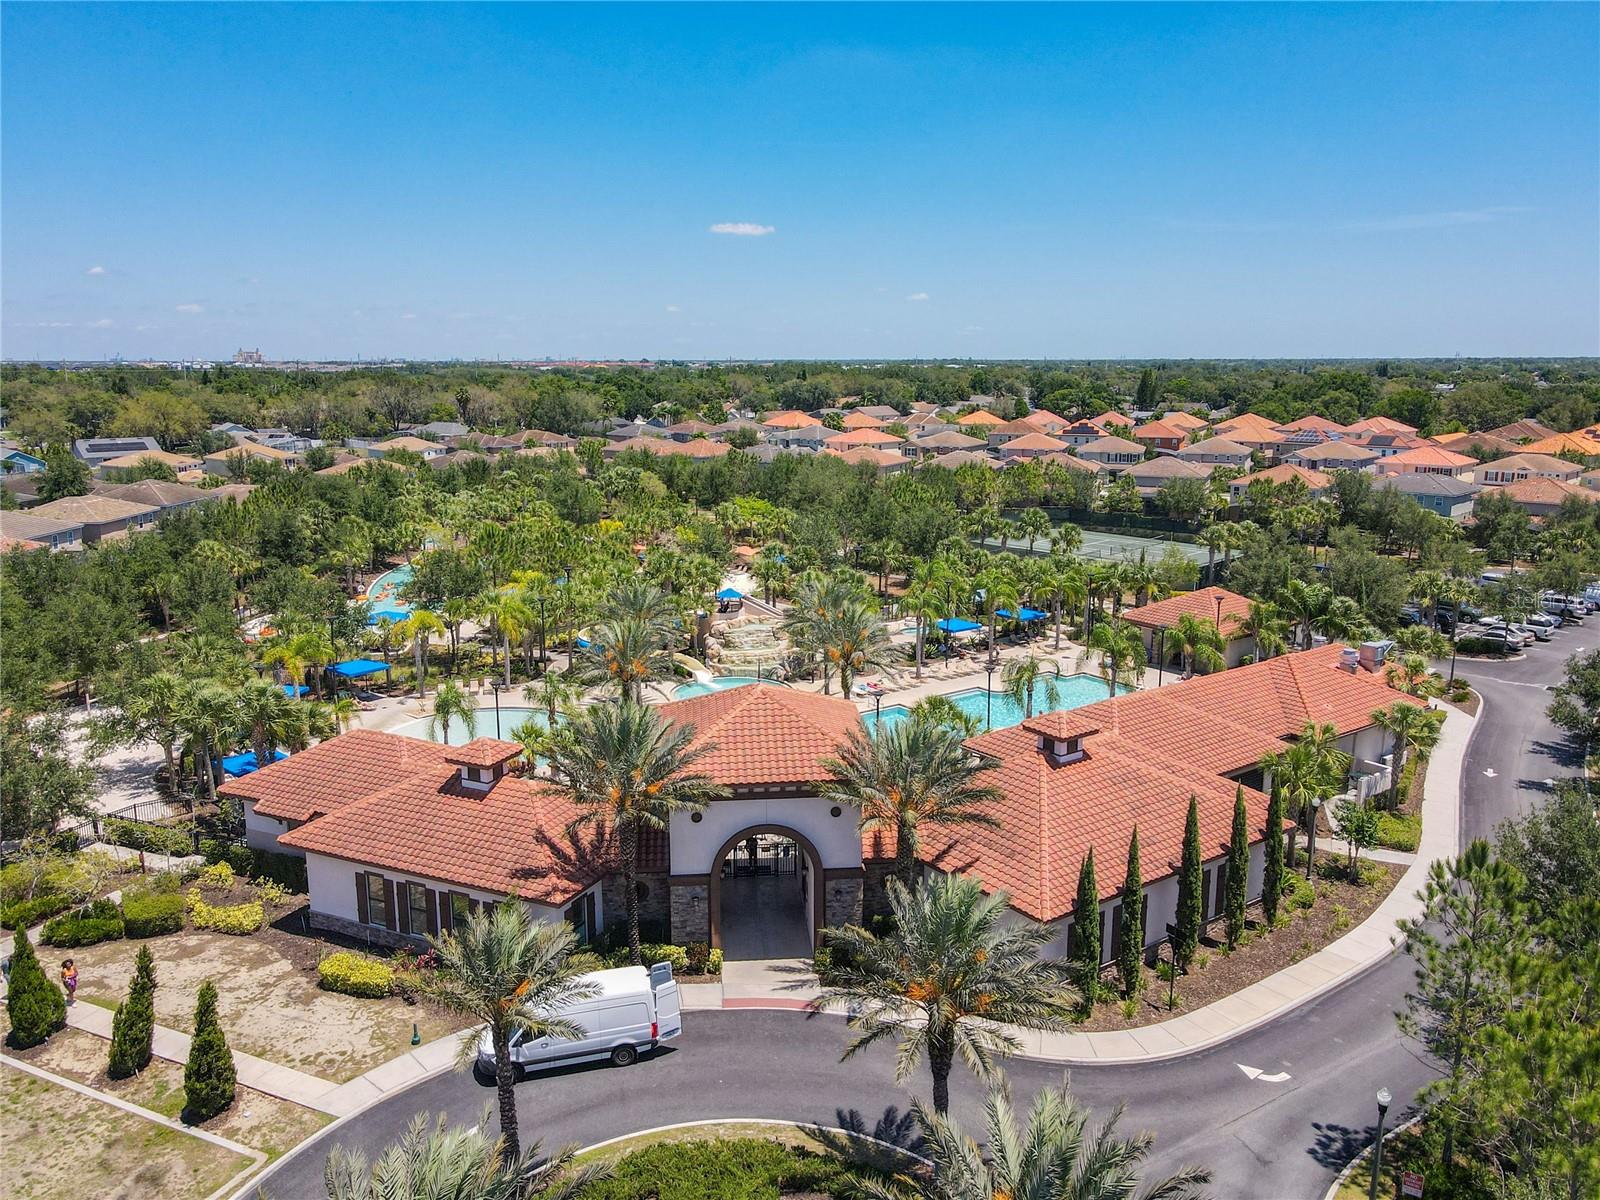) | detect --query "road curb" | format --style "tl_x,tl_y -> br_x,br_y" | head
1319,1114 -> 1423,1200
